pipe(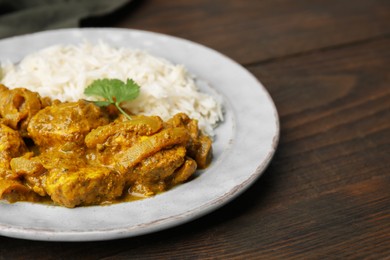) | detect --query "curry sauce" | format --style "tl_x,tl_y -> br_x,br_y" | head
0,84 -> 212,208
